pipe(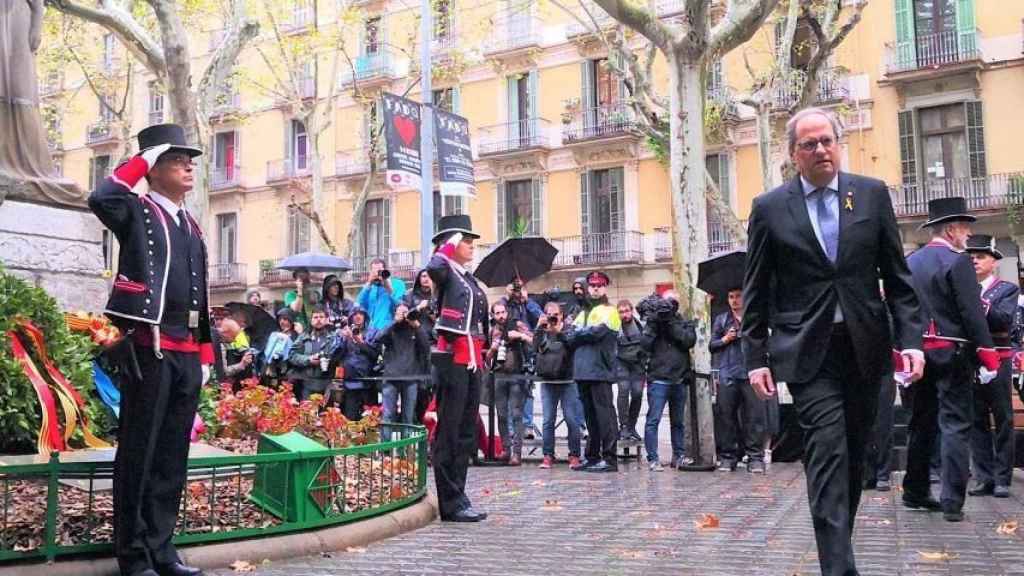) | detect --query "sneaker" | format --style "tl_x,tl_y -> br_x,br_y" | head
717,459 -> 737,472
568,456 -> 584,470
649,460 -> 665,472
876,479 -> 891,492
539,456 -> 553,469
748,460 -> 766,474
994,485 -> 1010,498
